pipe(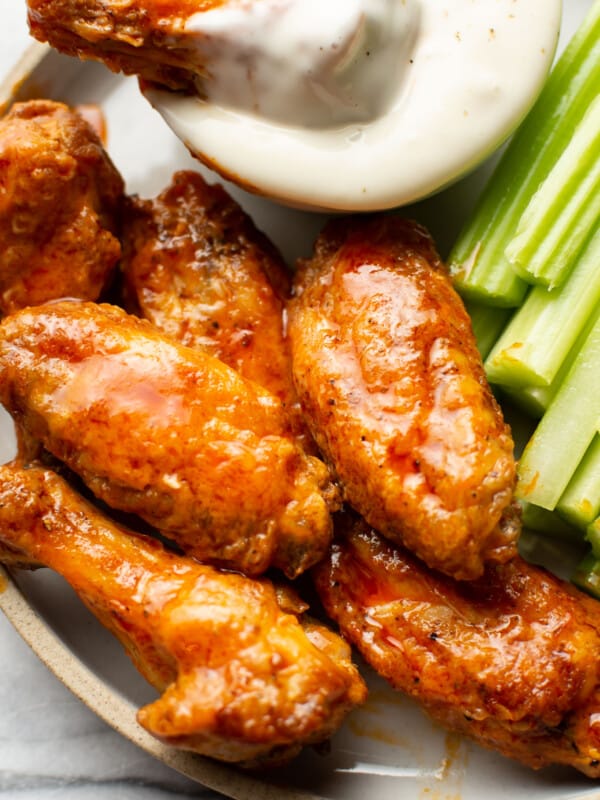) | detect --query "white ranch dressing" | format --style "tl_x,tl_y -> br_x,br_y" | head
148,0 -> 563,211
185,0 -> 420,127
